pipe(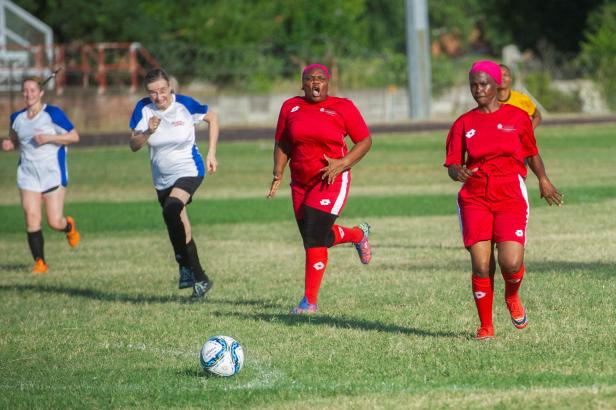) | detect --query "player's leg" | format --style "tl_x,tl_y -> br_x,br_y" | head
493,176 -> 530,329
458,190 -> 495,339
43,186 -> 80,247
497,241 -> 527,329
292,205 -> 337,314
178,206 -> 213,299
20,189 -> 47,274
469,241 -> 496,339
161,187 -> 193,287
